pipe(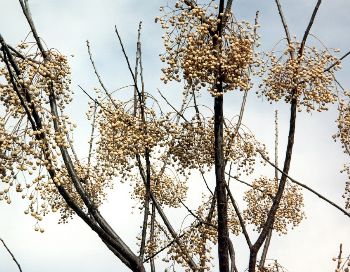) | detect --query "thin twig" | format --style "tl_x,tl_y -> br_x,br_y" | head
325,50 -> 350,73
337,243 -> 343,270
66,133 -> 79,163
87,101 -> 97,170
180,200 -> 216,228
200,170 -> 214,196
259,110 -> 279,269
133,22 -> 142,115
157,89 -> 189,122
86,40 -> 117,108
259,151 -> 350,218
114,26 -> 143,106
225,173 -> 274,199
0,238 -> 22,272
149,204 -> 156,272
78,85 -> 114,115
